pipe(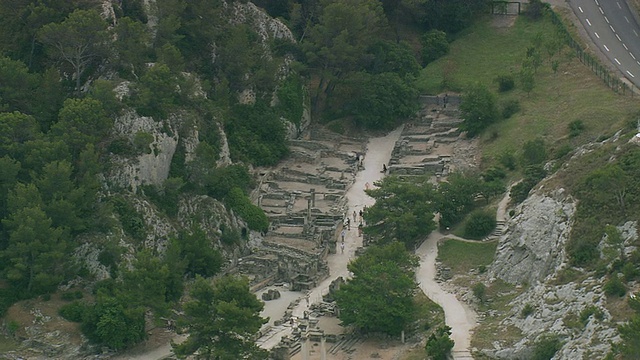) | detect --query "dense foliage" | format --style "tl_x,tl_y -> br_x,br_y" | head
334,242 -> 419,335
172,275 -> 267,360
